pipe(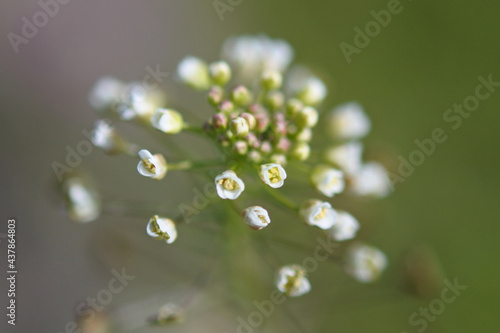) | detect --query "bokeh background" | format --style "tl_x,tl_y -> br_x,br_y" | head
1,0 -> 499,332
